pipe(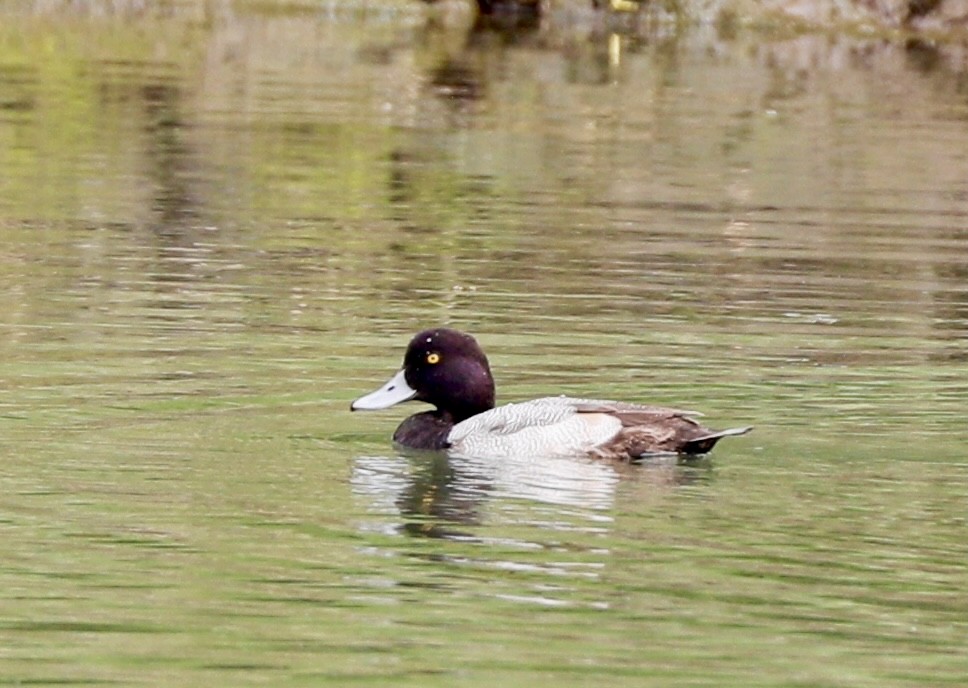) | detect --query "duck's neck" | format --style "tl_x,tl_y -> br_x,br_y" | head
447,399 -> 493,424
438,362 -> 494,423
